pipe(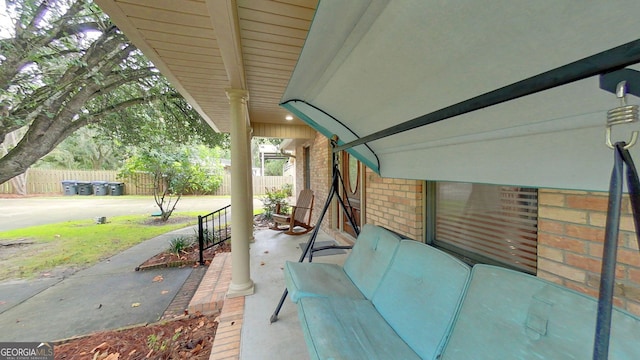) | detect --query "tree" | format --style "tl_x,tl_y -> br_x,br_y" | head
264,158 -> 286,176
35,126 -> 120,169
119,145 -> 224,221
0,0 -> 225,185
